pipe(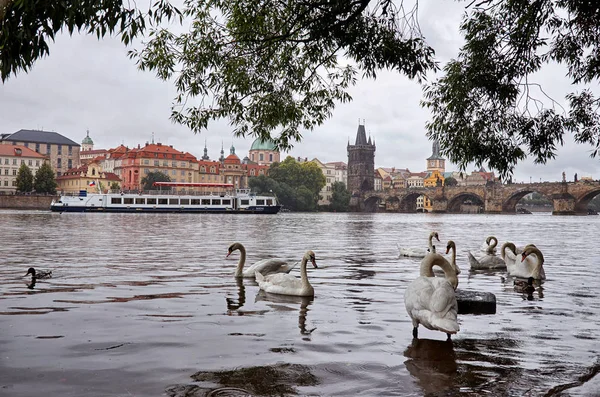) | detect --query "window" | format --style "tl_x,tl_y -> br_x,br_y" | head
256,199 -> 265,205
269,154 -> 273,162
147,198 -> 157,205
191,199 -> 200,205
163,161 -> 168,166
200,166 -> 206,173
266,199 -> 273,206
172,161 -> 177,167
12,180 -> 16,186
181,170 -> 185,176
171,170 -> 176,176
124,198 -> 134,205
68,146 -> 73,156
250,169 -> 256,176
24,142 -> 29,148
135,198 -> 145,205
169,198 -> 178,205
57,145 -> 62,155
222,199 -> 231,205
181,162 -> 187,167
144,168 -> 149,174
158,198 -> 168,205
92,168 -> 96,176
241,199 -> 249,205
35,143 -> 40,153
28,160 -> 32,166
3,180 -> 7,186
46,144 -> 51,154
210,167 -> 215,173
154,160 -> 159,166
259,153 -> 264,161
4,159 -> 7,164
201,199 -> 210,205
57,158 -> 62,168
21,159 -> 25,165
12,169 -> 17,176
68,159 -> 72,169
143,159 -> 149,165
12,159 -> 16,165
180,199 -> 190,205
111,197 -> 122,204
4,169 -> 8,175
211,199 -> 221,205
